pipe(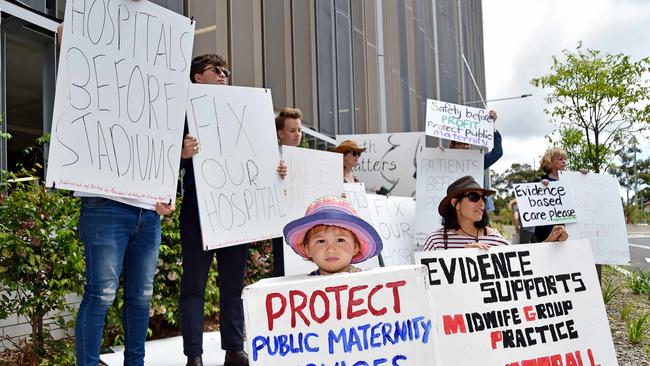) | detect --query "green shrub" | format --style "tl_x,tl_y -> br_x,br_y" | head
601,275 -> 621,304
625,309 -> 650,344
627,270 -> 650,295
